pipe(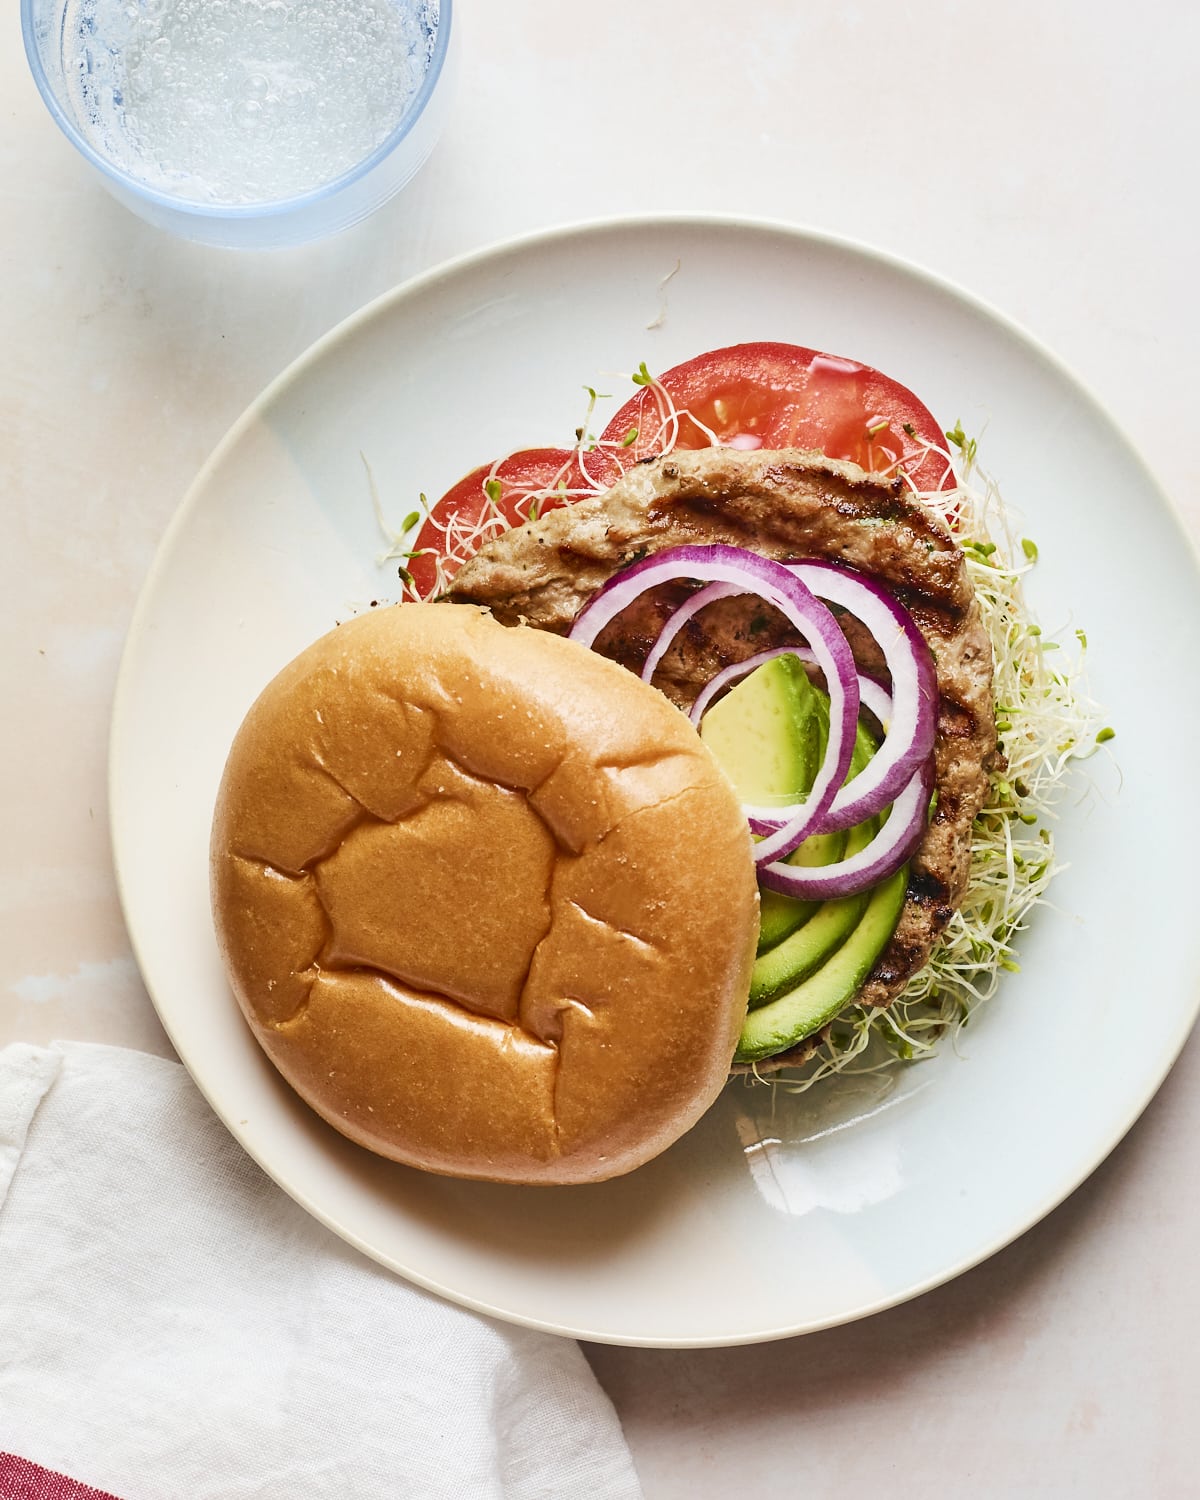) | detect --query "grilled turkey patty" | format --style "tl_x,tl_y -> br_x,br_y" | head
448,448 -> 996,1070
